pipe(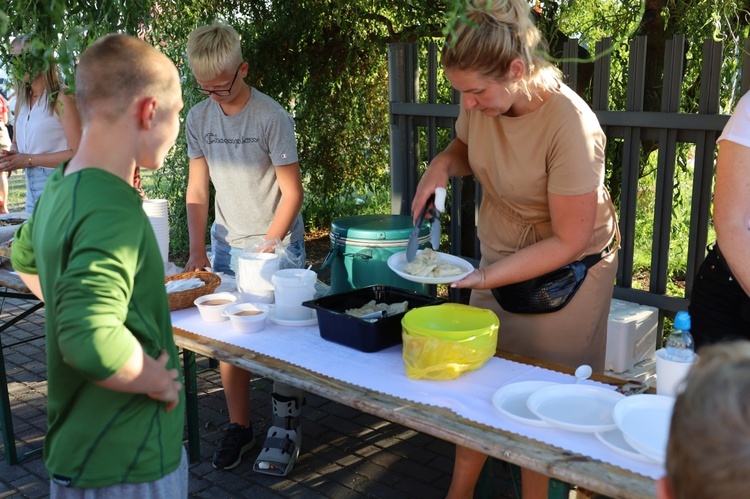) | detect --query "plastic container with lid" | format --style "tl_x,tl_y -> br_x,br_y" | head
322,214 -> 430,294
272,268 -> 317,321
401,303 -> 499,380
302,285 -> 444,352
